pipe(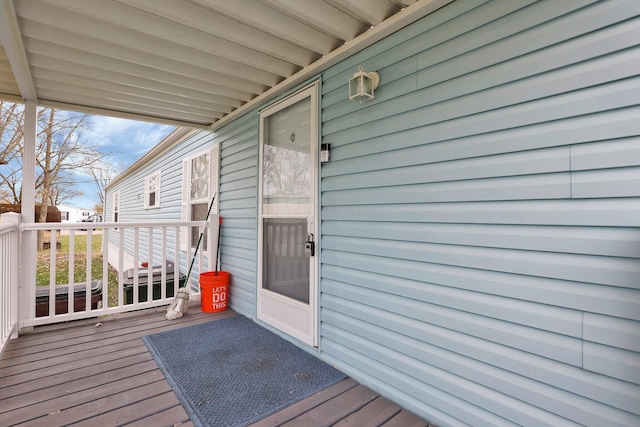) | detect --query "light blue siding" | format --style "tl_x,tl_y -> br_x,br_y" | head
215,113 -> 259,318
317,0 -> 640,425
108,0 -> 640,425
